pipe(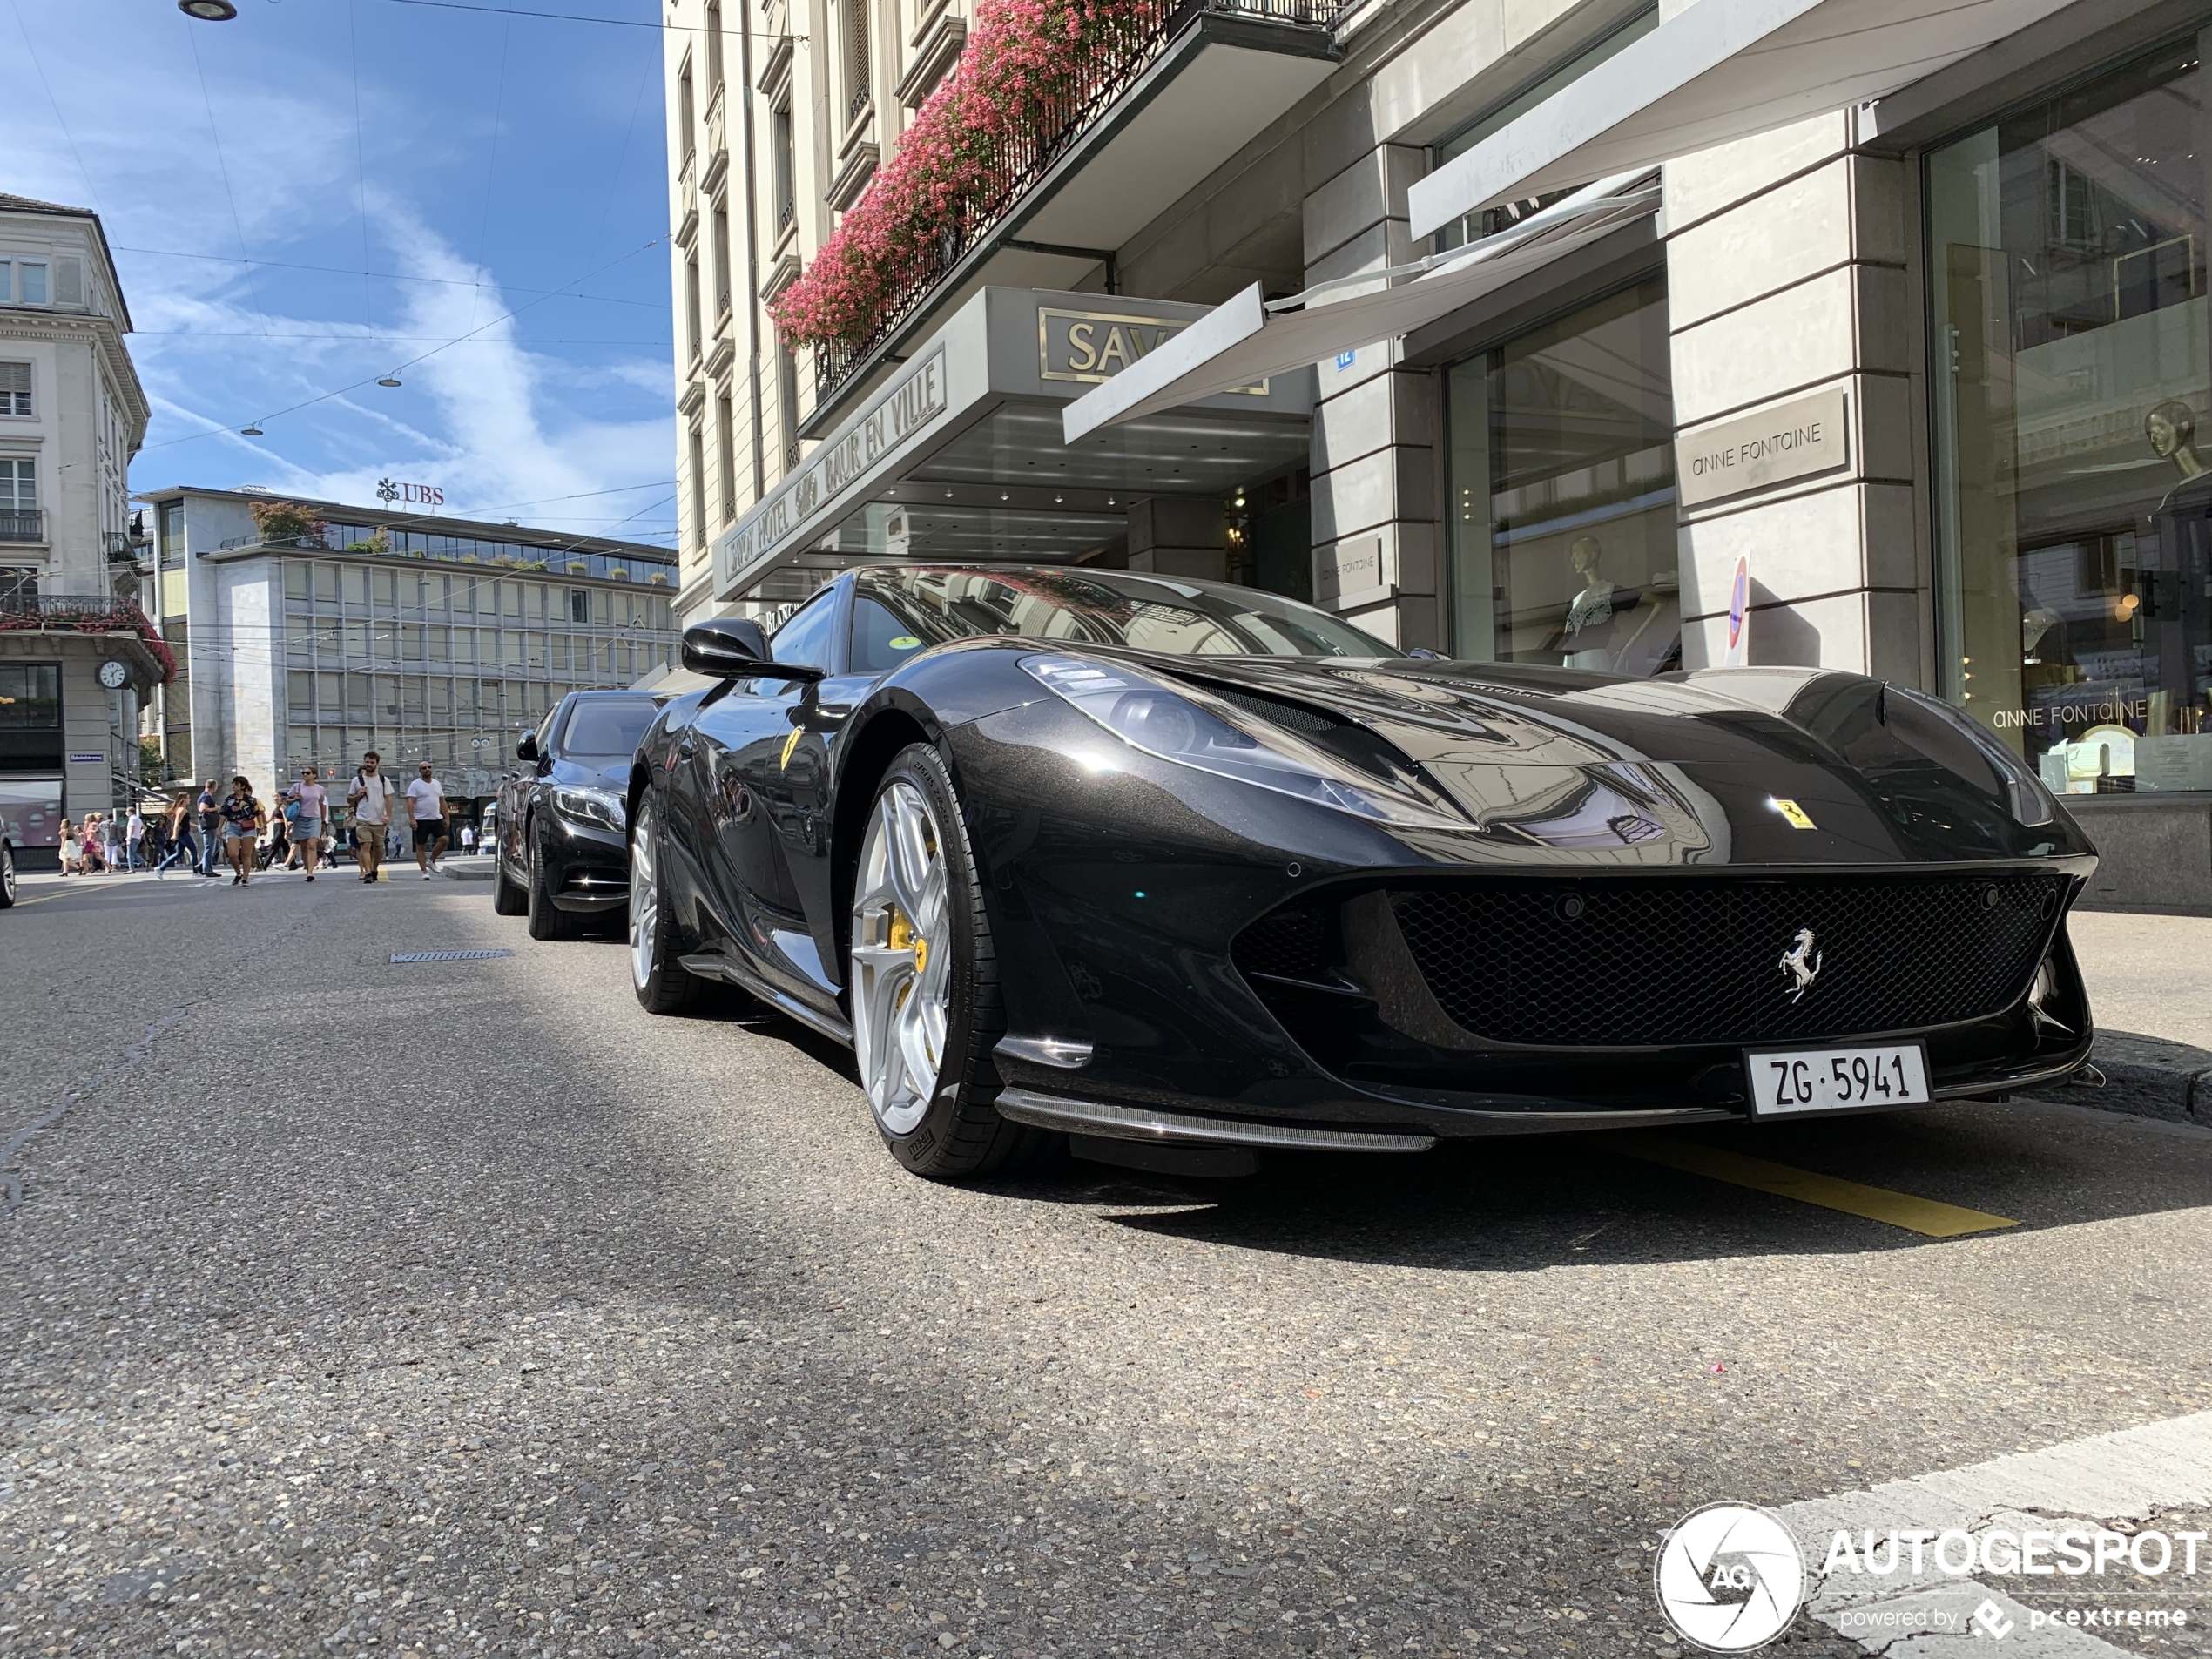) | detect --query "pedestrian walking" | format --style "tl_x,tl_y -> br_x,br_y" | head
81,813 -> 108,874
346,751 -> 398,886
125,805 -> 147,872
218,776 -> 265,886
460,823 -> 478,855
264,803 -> 290,871
154,790 -> 198,876
195,779 -> 222,877
58,816 -> 81,876
406,760 -> 449,880
289,766 -> 328,882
